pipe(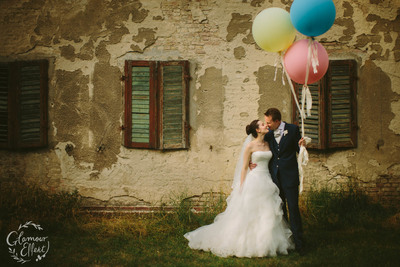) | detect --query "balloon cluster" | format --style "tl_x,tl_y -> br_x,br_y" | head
252,0 -> 336,84
252,0 -> 336,194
